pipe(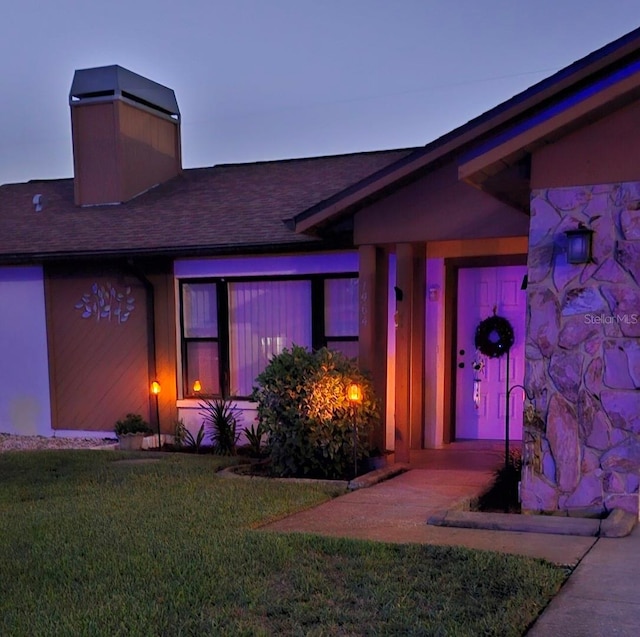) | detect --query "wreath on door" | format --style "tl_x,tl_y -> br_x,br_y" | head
474,314 -> 514,358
